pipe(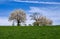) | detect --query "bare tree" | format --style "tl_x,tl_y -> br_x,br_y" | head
9,9 -> 26,26
30,13 -> 42,26
30,13 -> 42,21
